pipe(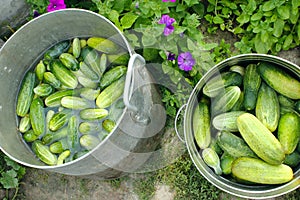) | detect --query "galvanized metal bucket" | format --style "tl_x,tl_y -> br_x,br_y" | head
0,9 -> 166,179
176,54 -> 300,199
